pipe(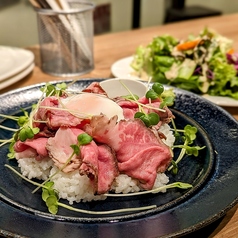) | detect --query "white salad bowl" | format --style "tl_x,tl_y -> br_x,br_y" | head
100,78 -> 148,98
